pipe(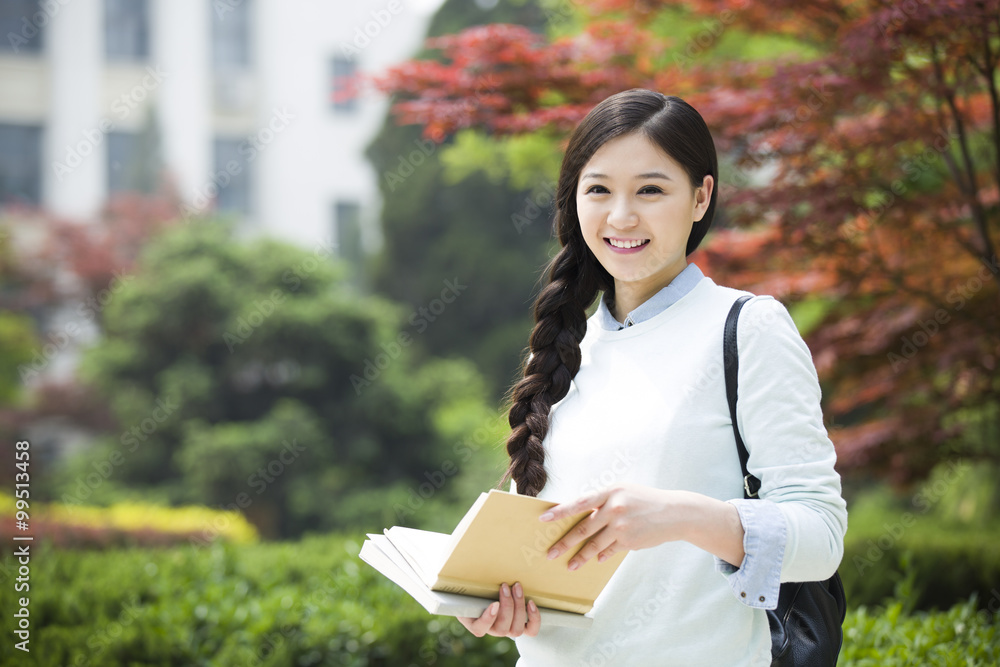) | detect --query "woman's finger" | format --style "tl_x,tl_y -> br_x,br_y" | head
524,599 -> 542,637
538,489 -> 609,523
458,602 -> 499,638
597,543 -> 617,563
486,583 -> 515,636
508,582 -> 528,638
546,512 -> 607,561
567,534 -> 617,570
